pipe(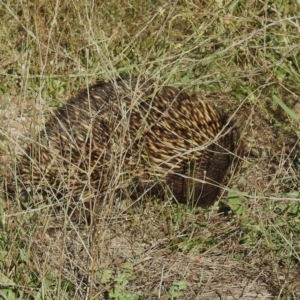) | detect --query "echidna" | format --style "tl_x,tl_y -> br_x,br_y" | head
12,77 -> 237,213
